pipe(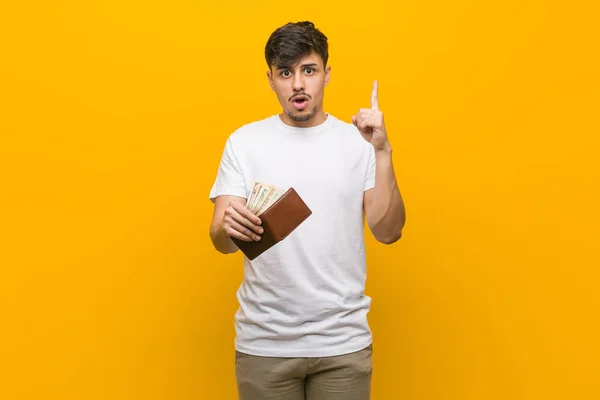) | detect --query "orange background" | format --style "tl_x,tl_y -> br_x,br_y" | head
1,1 -> 599,399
